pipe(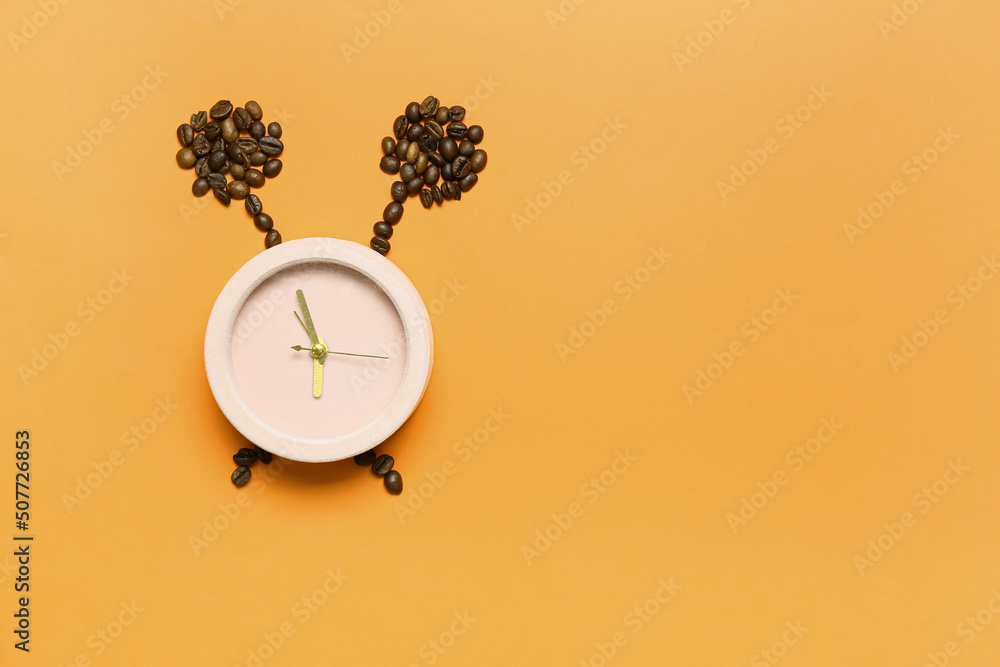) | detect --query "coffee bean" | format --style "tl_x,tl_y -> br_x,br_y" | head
470,149 -> 488,172
435,106 -> 450,125
439,137 -> 458,161
354,449 -> 377,466
399,162 -> 416,182
210,99 -> 233,120
207,173 -> 227,190
414,152 -> 428,175
249,121 -> 266,140
214,188 -> 231,205
424,120 -> 444,140
419,95 -> 439,117
459,172 -> 478,192
191,134 -> 210,157
262,159 -> 282,178
467,125 -> 484,144
227,180 -> 250,200
371,236 -> 390,254
233,447 -> 257,466
452,156 -> 471,179
245,194 -> 262,215
395,139 -> 410,160
453,182 -> 462,200
372,453 -> 394,476
221,117 -> 238,142
259,136 -> 283,156
204,122 -> 222,140
250,150 -> 267,166
441,182 -> 454,199
265,229 -> 282,248
176,148 -> 196,168
267,122 -> 282,138
423,164 -> 439,185
245,169 -> 265,188
405,102 -> 421,123
255,445 -> 272,464
446,121 -> 467,138
374,222 -> 393,239
375,136 -> 394,157
428,151 -> 446,167
420,188 -> 433,208
441,162 -> 454,181
383,202 -> 403,224
448,106 -> 466,122
254,212 -> 273,231
431,184 -> 443,205
417,134 -> 438,154
218,164 -> 230,175
190,111 -> 208,131
194,157 -> 211,177
245,100 -> 263,121
405,140 -> 420,163
231,466 -> 251,487
391,181 -> 407,202
407,177 -> 424,195
225,142 -> 243,161
208,151 -> 227,171
384,470 -> 403,494
380,155 -> 400,175
233,107 -> 252,131
237,137 -> 259,154
211,136 -> 225,154
406,122 -> 426,142
393,115 -> 408,139
177,123 -> 194,146
459,140 -> 475,157
192,178 -> 210,197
